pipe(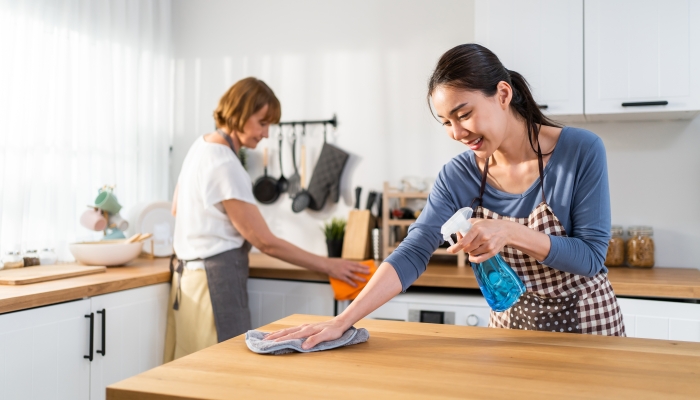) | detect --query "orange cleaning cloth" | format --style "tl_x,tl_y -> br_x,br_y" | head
329,259 -> 377,301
